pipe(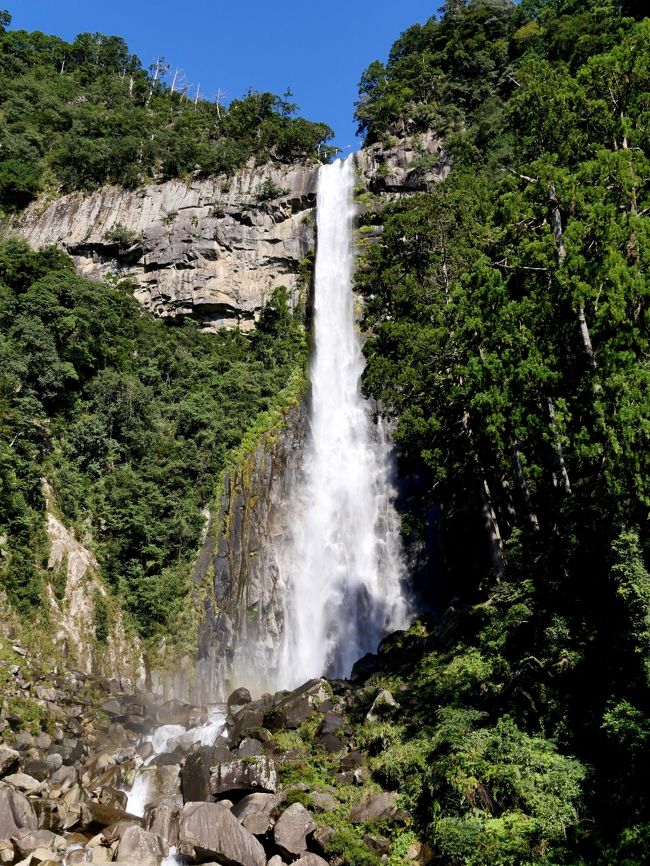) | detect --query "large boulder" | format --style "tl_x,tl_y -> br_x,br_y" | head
0,786 -> 38,841
350,792 -> 399,824
209,757 -> 278,798
272,681 -> 331,730
0,747 -> 19,776
273,803 -> 316,860
144,800 -> 180,846
228,688 -> 252,708
178,800 -> 266,866
182,744 -> 232,802
112,824 -> 166,866
13,829 -> 66,859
